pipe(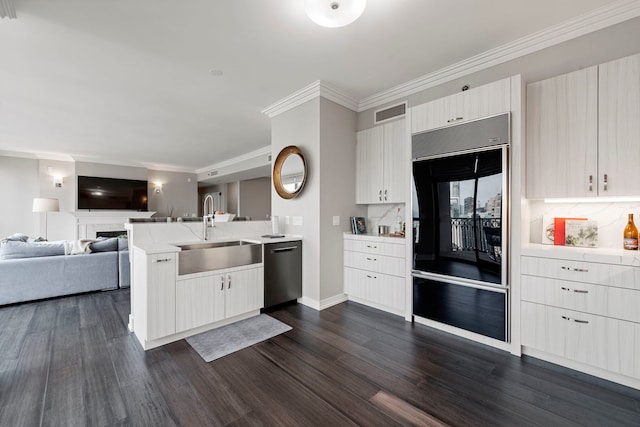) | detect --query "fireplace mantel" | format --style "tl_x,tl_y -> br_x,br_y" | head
71,211 -> 155,239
